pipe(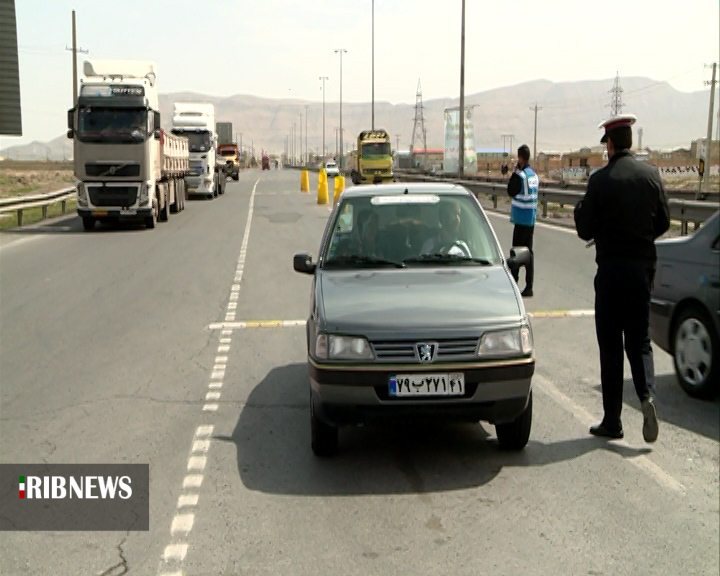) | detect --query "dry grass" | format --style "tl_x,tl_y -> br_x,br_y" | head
0,161 -> 75,198
0,198 -> 77,230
